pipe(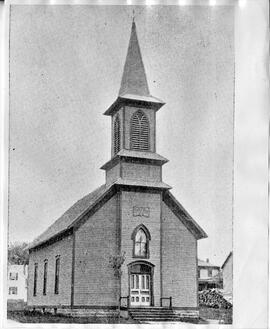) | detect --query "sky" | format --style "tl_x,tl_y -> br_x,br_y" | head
9,5 -> 234,266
